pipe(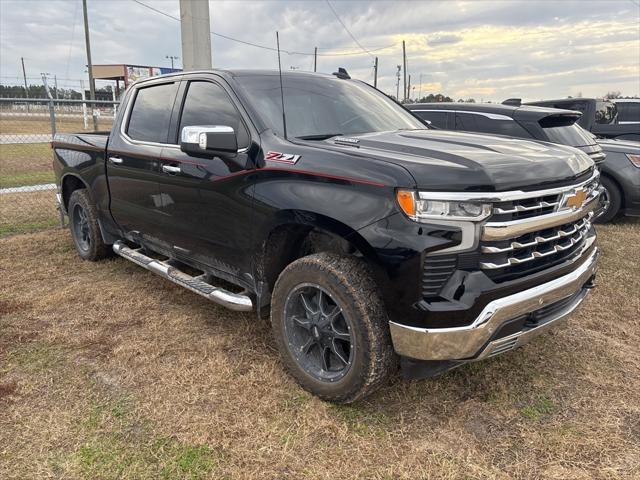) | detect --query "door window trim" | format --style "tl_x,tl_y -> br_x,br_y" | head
172,78 -> 252,152
121,80 -> 181,148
